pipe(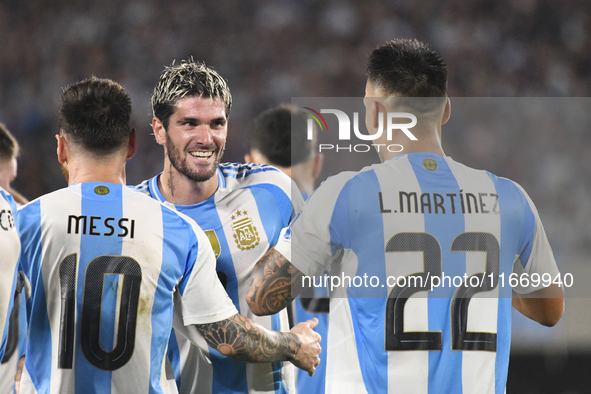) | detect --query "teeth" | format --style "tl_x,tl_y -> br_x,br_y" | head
190,151 -> 213,158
